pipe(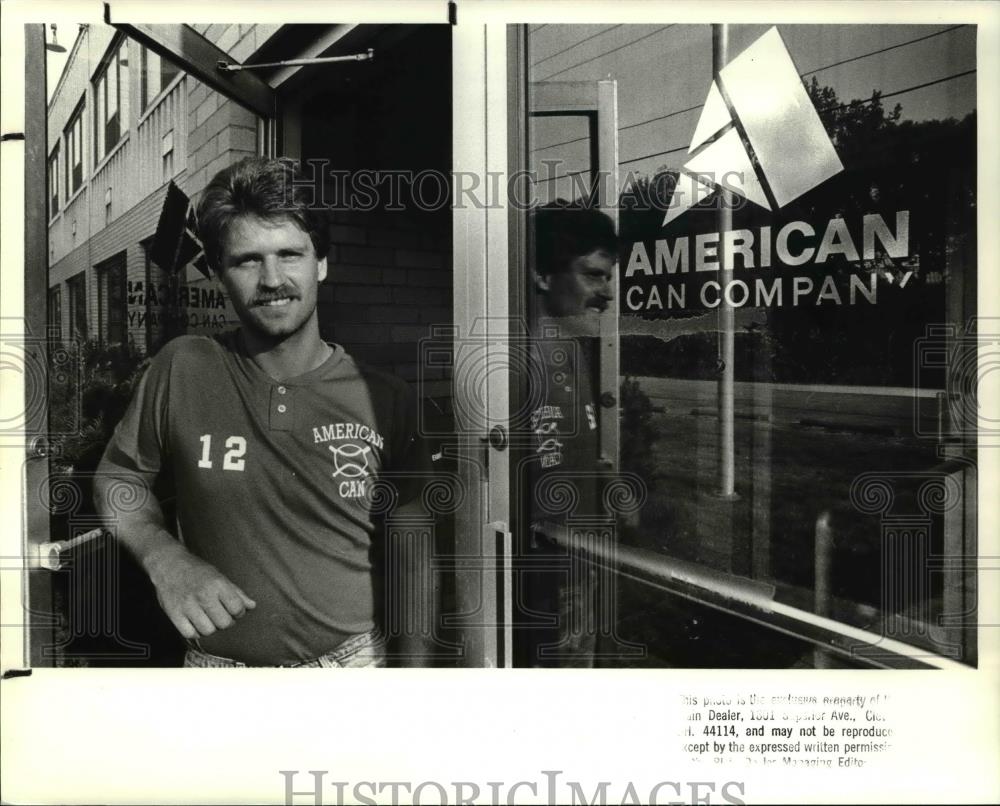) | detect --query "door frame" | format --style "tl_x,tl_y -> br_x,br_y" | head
451,21 -> 513,667
4,25 -> 51,672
